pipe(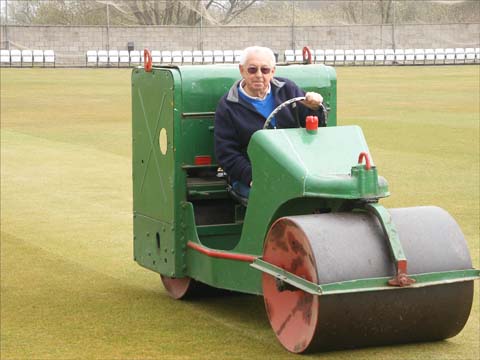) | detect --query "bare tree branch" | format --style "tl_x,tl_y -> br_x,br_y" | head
219,0 -> 258,25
